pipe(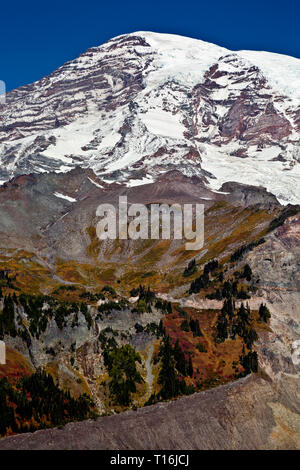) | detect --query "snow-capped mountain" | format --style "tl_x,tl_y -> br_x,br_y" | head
0,31 -> 299,203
